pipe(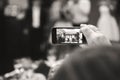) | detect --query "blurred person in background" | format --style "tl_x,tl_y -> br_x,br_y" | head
3,0 -> 31,61
35,46 -> 57,78
97,0 -> 120,42
45,48 -> 57,68
48,48 -> 70,80
50,0 -> 91,28
1,0 -> 31,75
4,57 -> 46,80
16,57 -> 46,80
